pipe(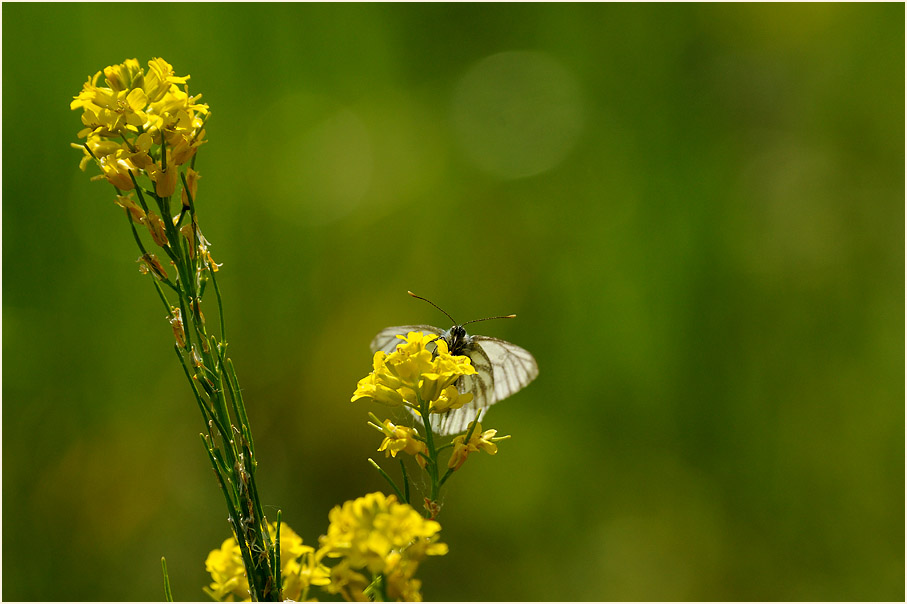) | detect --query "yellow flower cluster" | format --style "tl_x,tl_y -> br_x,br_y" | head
352,332 -> 476,414
70,57 -> 208,197
204,522 -> 329,602
319,492 -> 448,602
